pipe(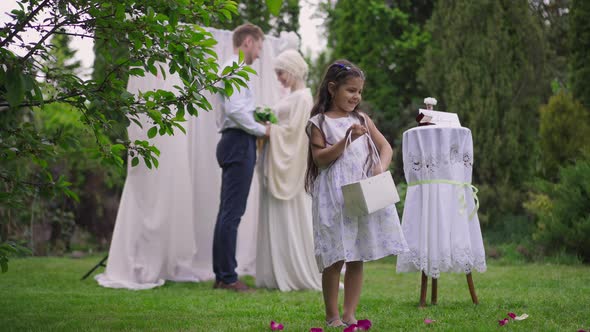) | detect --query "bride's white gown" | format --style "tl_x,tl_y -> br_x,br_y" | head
255,88 -> 322,291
